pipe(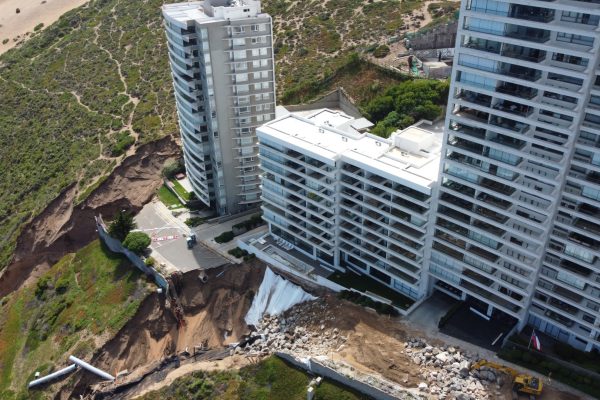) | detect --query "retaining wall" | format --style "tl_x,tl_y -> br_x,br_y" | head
95,216 -> 169,291
274,352 -> 417,400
